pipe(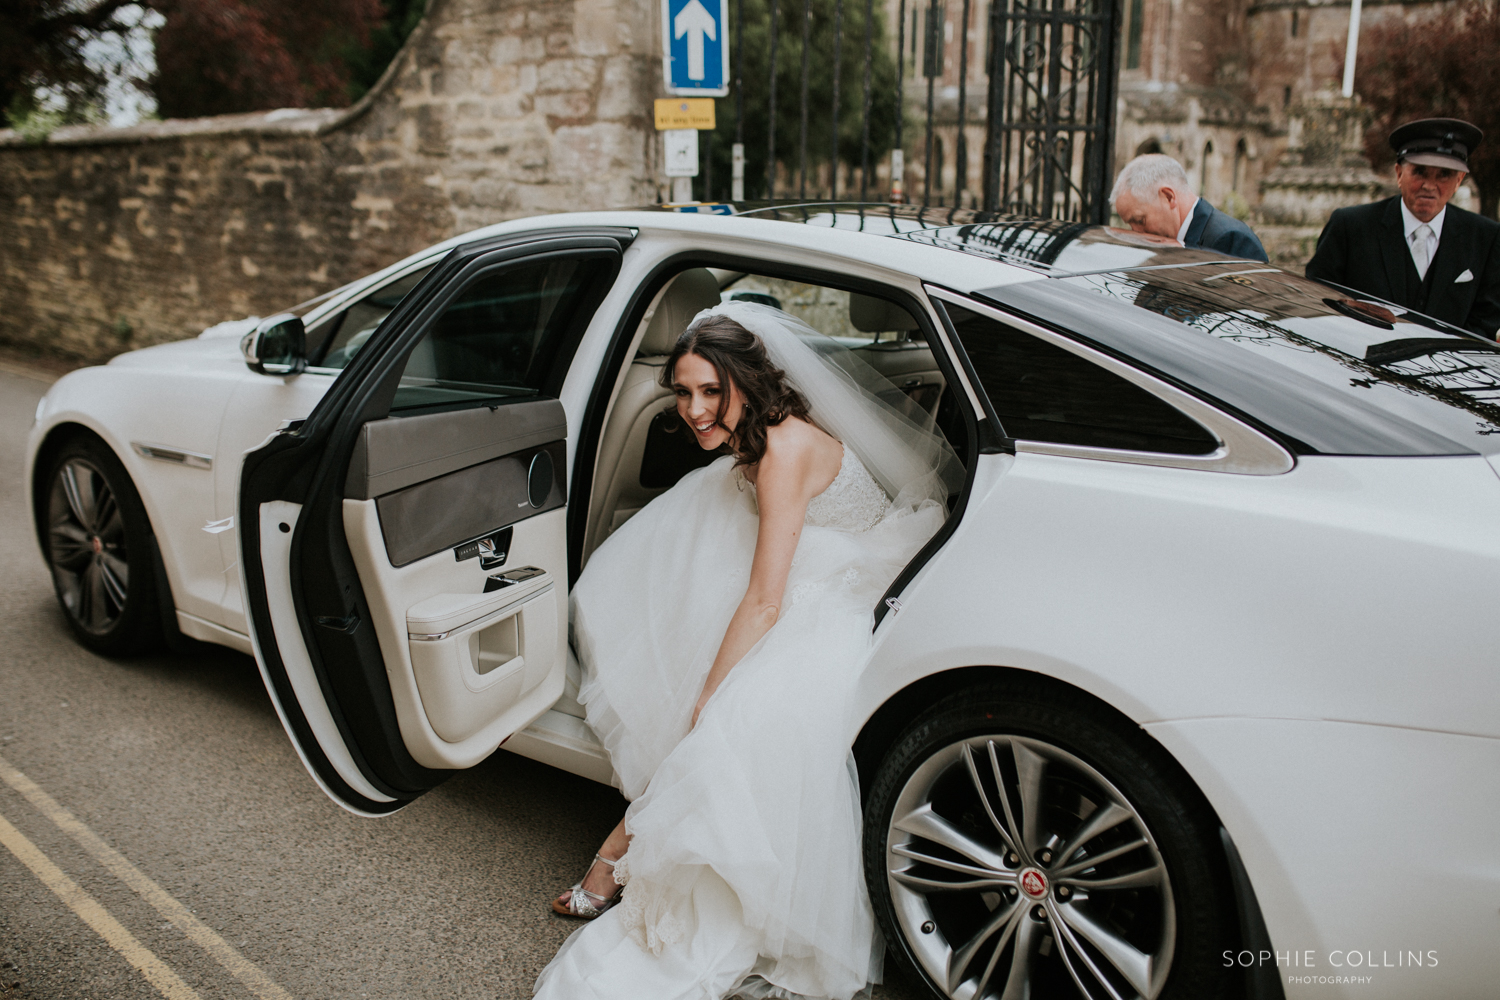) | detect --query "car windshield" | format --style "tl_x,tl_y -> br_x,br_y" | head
1047,263 -> 1500,452
313,264 -> 437,369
